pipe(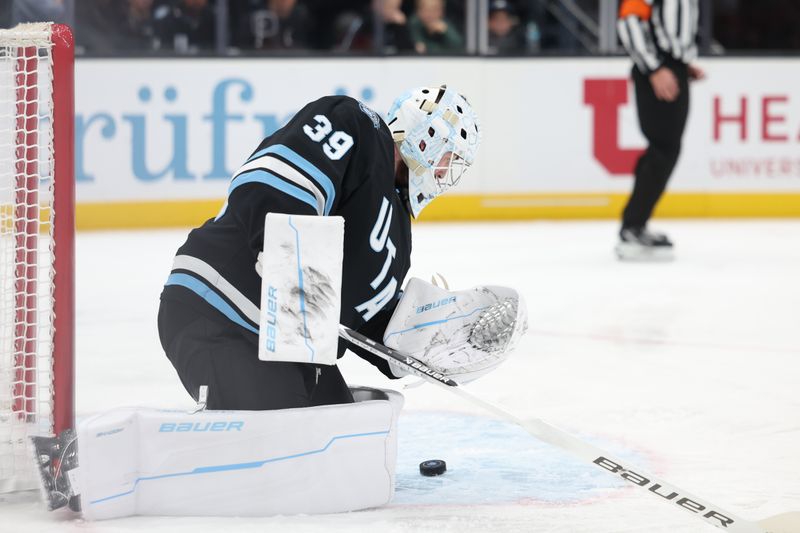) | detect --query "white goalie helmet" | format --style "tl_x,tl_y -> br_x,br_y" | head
387,85 -> 481,218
